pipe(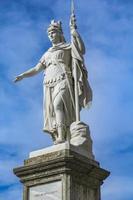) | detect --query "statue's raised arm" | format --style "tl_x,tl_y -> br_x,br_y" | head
70,14 -> 85,55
